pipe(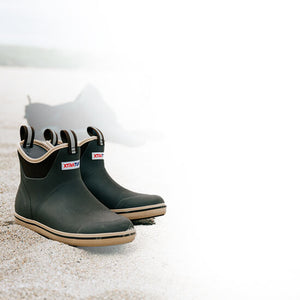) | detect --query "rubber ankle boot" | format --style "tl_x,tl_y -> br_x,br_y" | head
15,125 -> 135,246
79,127 -> 167,220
